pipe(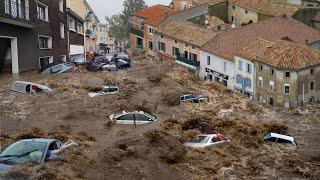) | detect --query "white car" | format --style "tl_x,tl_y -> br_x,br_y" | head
184,134 -> 230,149
10,81 -> 53,94
88,86 -> 119,97
109,111 -> 157,125
105,54 -> 115,62
180,94 -> 208,103
263,132 -> 297,147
